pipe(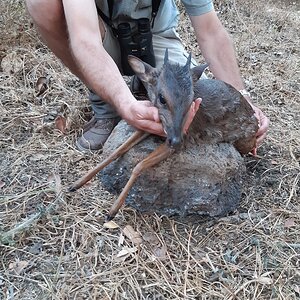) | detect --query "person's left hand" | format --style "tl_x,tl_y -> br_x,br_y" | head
252,105 -> 270,146
183,98 -> 202,134
243,95 -> 270,155
248,105 -> 269,156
